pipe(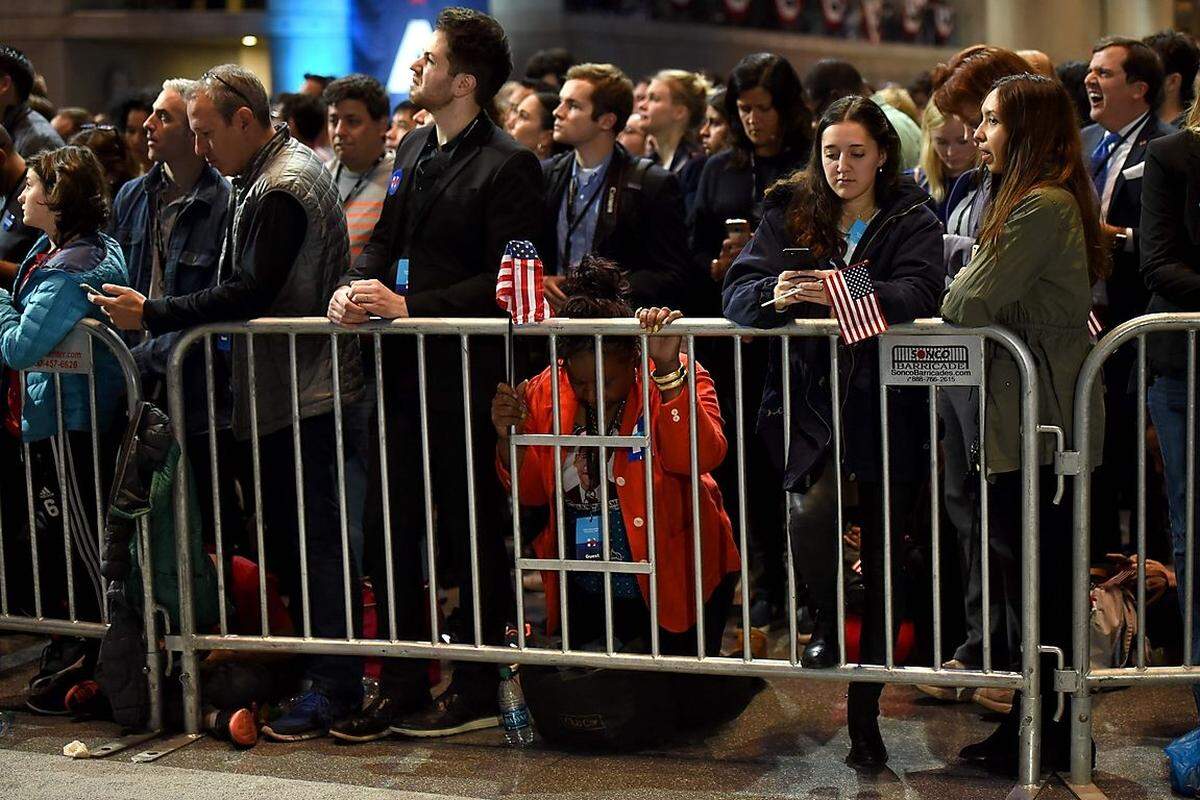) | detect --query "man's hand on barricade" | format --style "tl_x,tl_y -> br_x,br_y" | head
90,285 -> 146,331
347,279 -> 408,319
328,285 -> 370,325
492,380 -> 529,440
